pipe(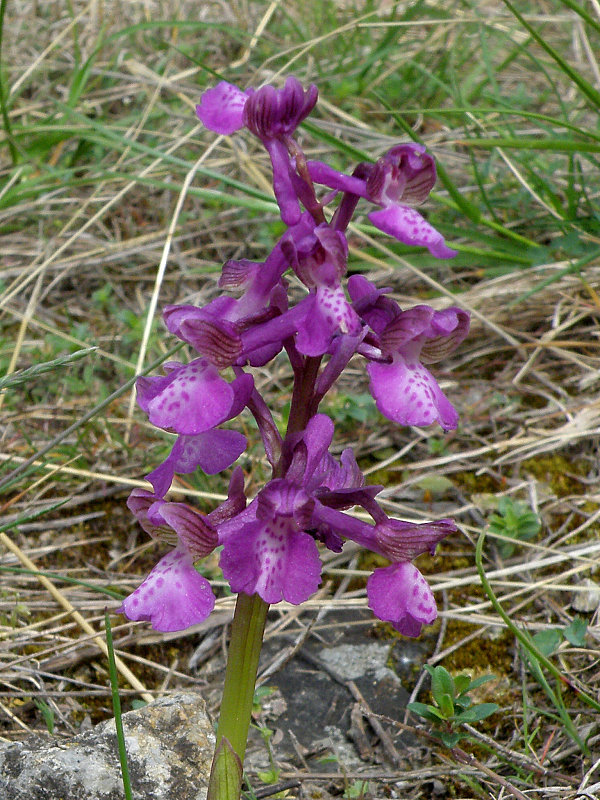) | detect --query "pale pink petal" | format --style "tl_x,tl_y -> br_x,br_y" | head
367,359 -> 458,430
367,562 -> 437,637
119,547 -> 215,632
196,81 -> 250,135
368,206 -> 457,259
146,361 -> 233,435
